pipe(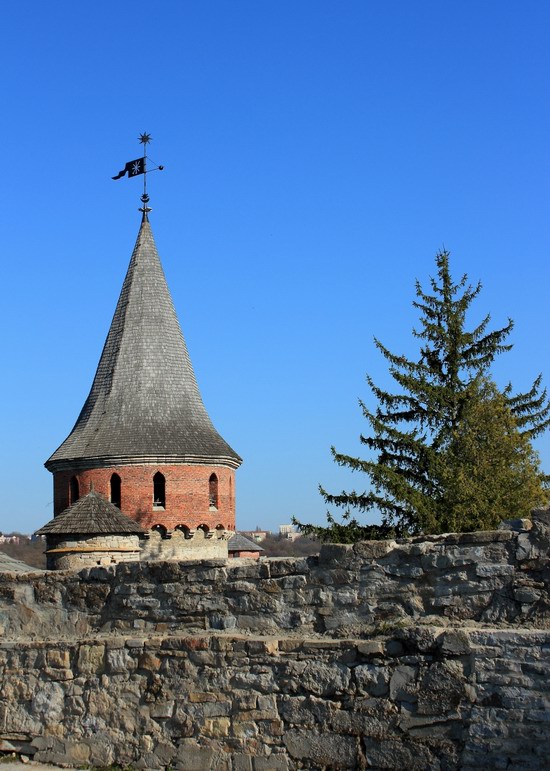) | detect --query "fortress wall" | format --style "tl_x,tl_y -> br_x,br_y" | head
0,512 -> 549,769
0,629 -> 549,769
1,516 -> 548,642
